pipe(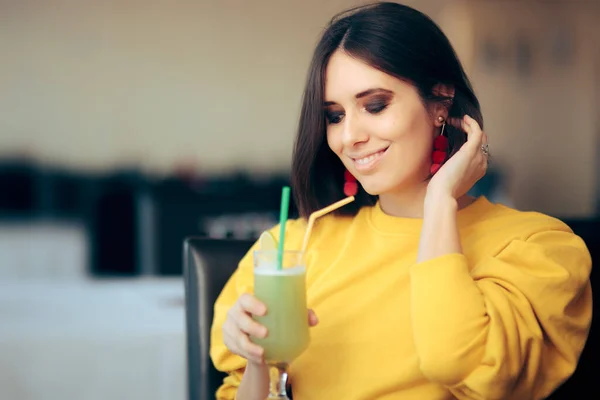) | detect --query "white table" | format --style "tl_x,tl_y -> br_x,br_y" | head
0,278 -> 187,400
0,221 -> 88,280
